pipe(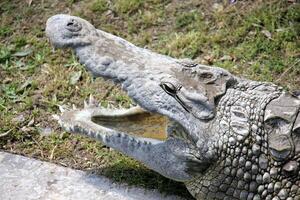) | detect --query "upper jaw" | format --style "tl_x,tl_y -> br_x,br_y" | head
46,13 -> 215,149
46,14 -> 94,48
